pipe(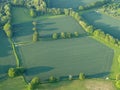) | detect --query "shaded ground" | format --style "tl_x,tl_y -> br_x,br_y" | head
82,10 -> 120,39
0,30 -> 16,80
